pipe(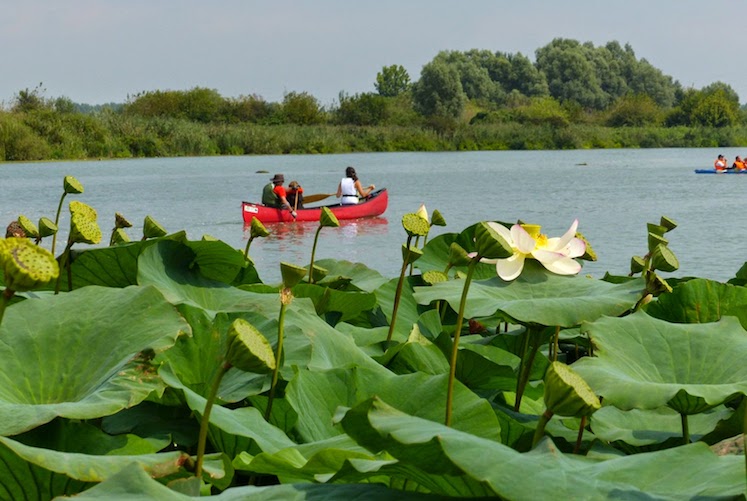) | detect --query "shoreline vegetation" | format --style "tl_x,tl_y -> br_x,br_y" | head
2,38 -> 747,162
